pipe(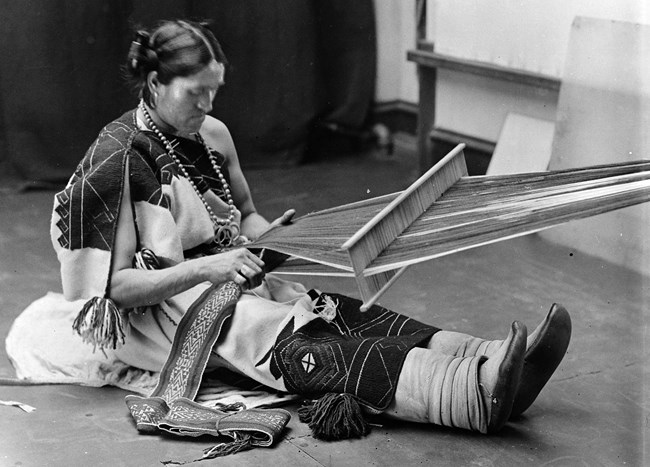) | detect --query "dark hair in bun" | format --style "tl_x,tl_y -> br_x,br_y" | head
124,20 -> 228,105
